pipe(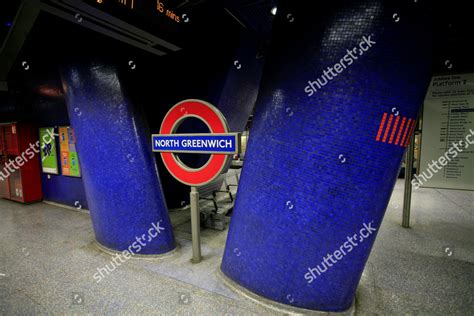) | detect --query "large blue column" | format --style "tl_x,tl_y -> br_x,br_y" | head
61,62 -> 176,254
222,0 -> 432,311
